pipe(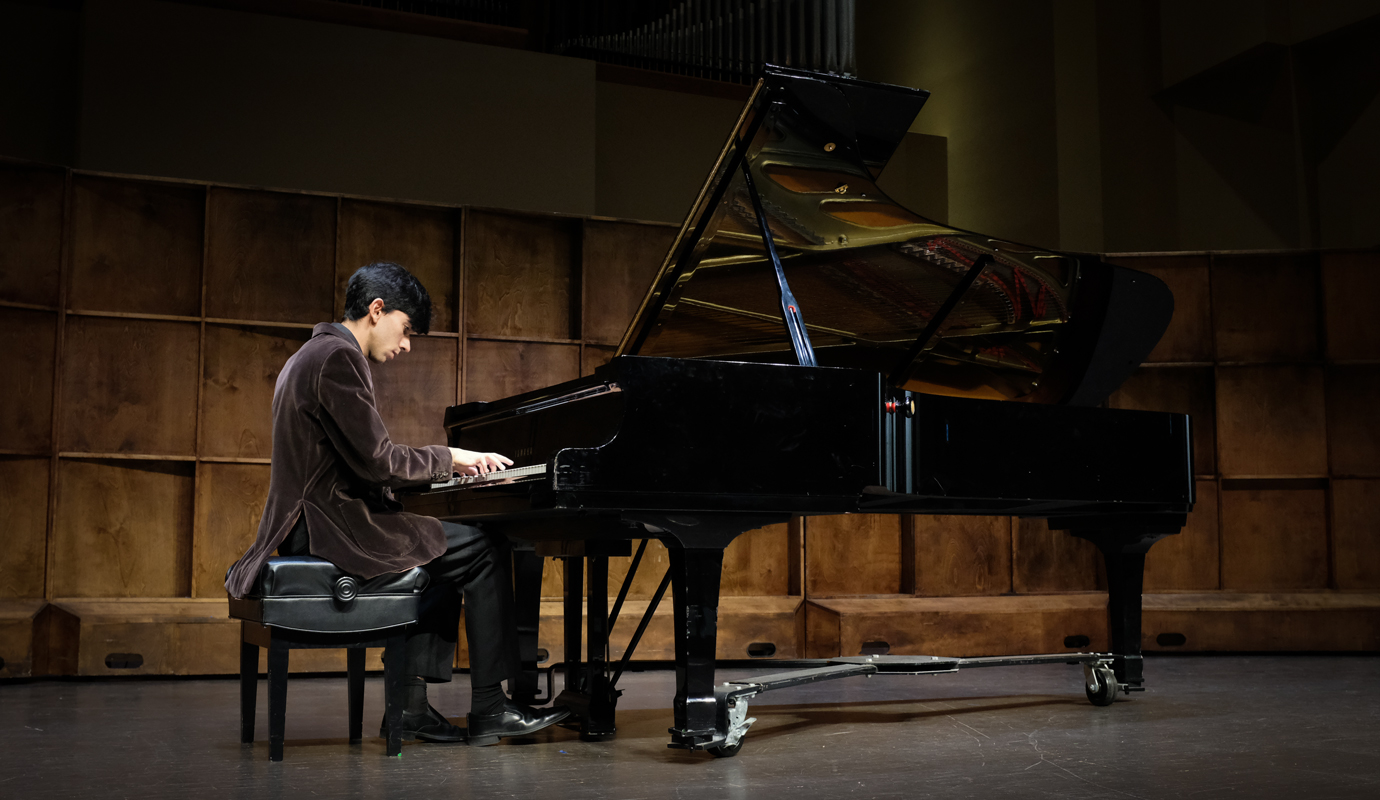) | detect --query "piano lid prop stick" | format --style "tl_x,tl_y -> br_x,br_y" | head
739,160 -> 818,368
889,253 -> 994,387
